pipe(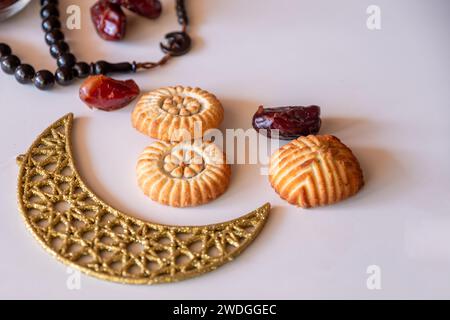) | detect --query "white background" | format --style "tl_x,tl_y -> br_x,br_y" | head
1,0 -> 449,299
